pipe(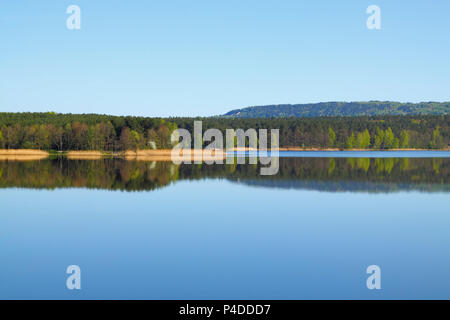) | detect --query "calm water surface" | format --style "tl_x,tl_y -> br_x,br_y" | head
0,151 -> 449,299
